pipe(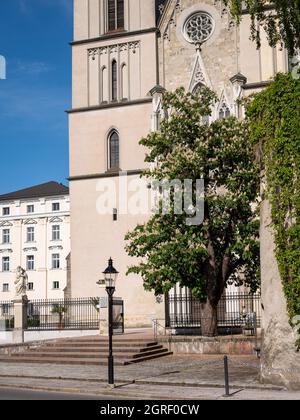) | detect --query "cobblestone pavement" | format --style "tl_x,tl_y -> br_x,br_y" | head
0,355 -> 261,387
0,355 -> 299,400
